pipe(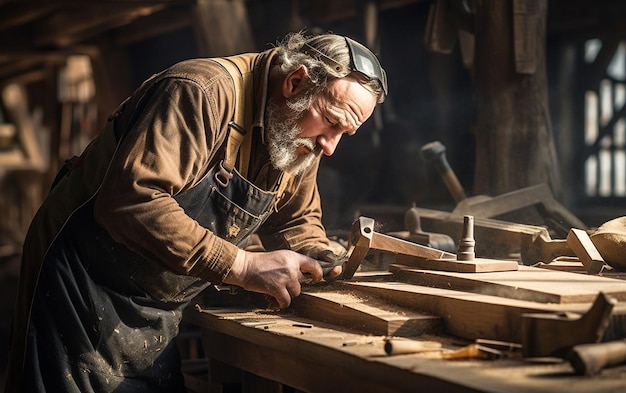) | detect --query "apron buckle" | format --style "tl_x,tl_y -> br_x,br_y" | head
215,161 -> 234,187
